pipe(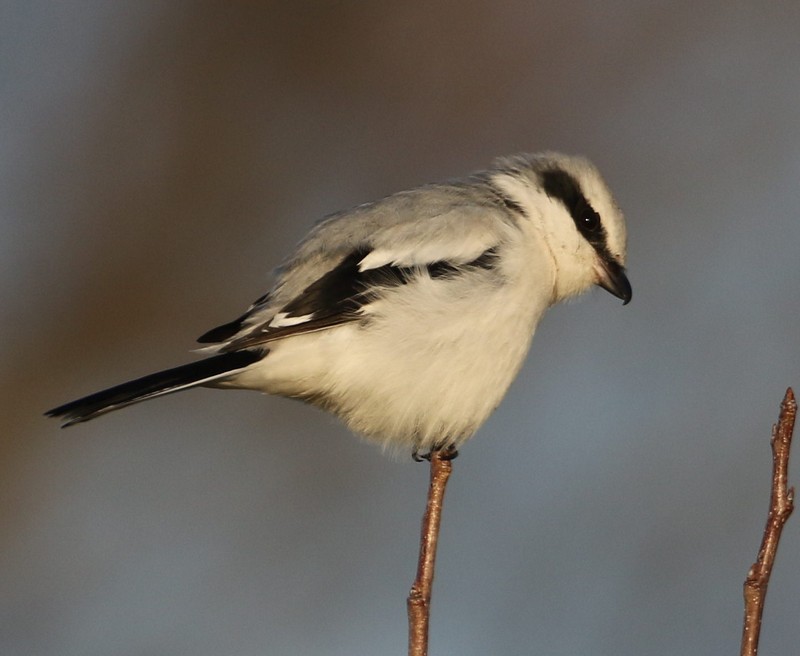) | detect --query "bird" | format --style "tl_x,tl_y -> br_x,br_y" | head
46,152 -> 631,458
